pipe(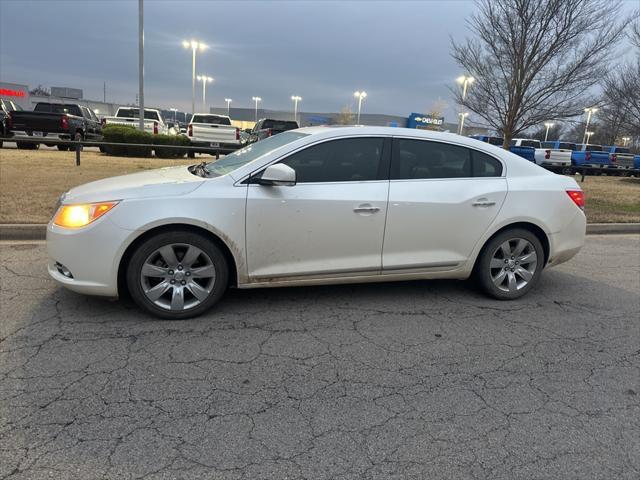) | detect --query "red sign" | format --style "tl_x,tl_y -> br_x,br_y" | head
0,88 -> 26,98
